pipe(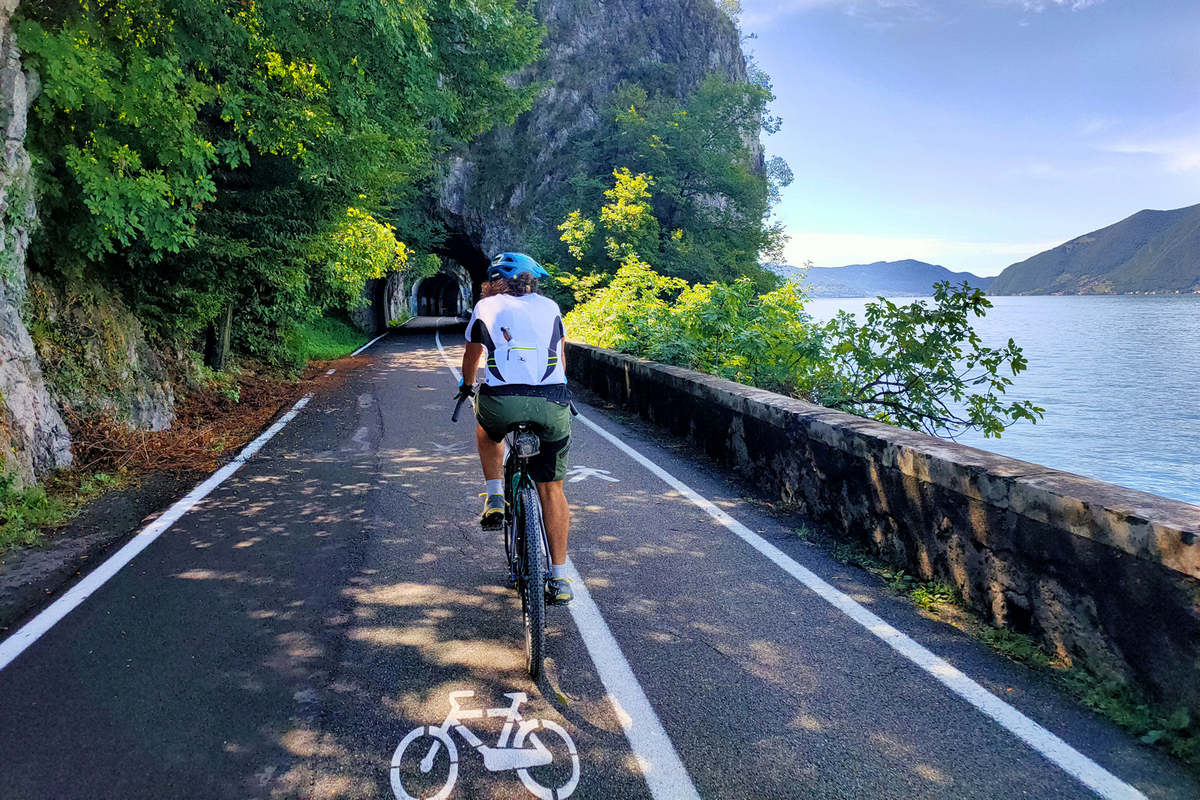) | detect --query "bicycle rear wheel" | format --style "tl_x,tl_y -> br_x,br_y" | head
518,485 -> 546,680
